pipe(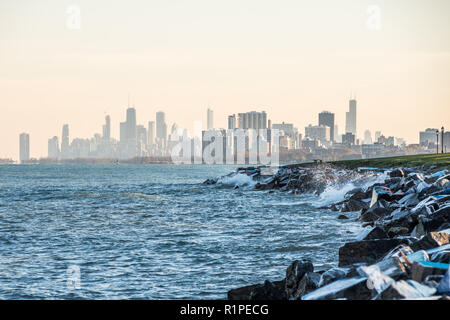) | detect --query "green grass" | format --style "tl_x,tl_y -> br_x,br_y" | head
325,153 -> 450,169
